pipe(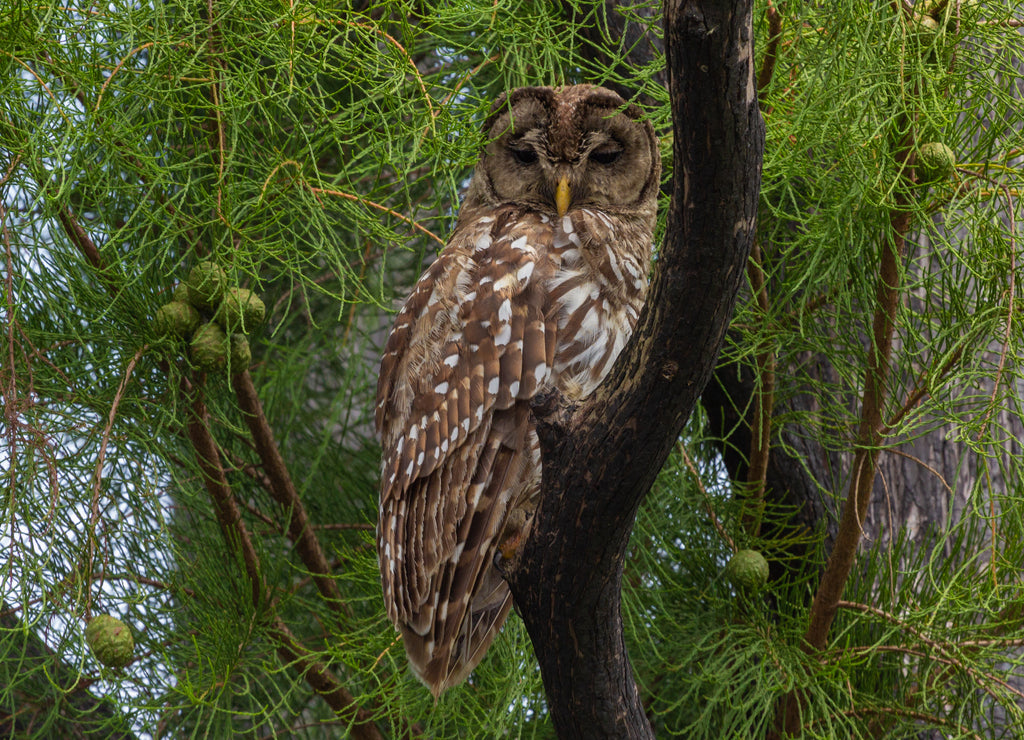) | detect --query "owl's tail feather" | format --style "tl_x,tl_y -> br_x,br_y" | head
400,410 -> 536,698
402,581 -> 514,698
